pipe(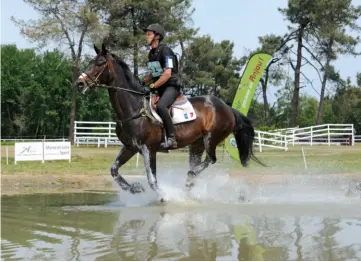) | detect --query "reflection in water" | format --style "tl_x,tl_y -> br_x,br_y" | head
1,193 -> 361,260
